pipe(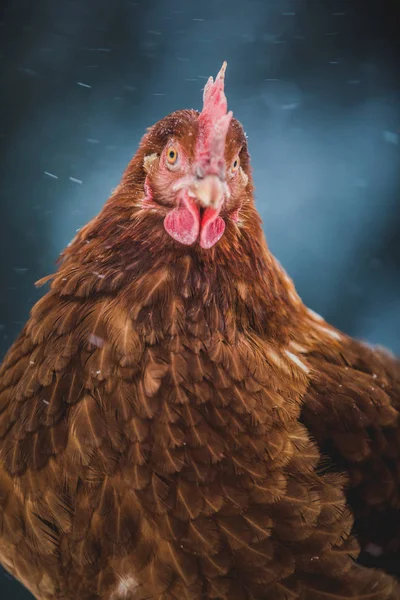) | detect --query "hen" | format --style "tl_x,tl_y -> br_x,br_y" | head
0,63 -> 399,600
